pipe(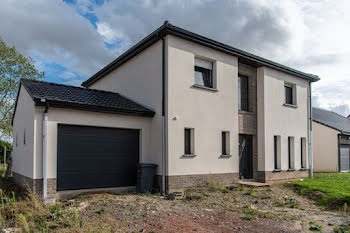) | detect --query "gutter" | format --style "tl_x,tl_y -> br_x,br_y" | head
42,101 -> 49,200
161,27 -> 167,194
308,82 -> 313,178
82,22 -> 319,87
